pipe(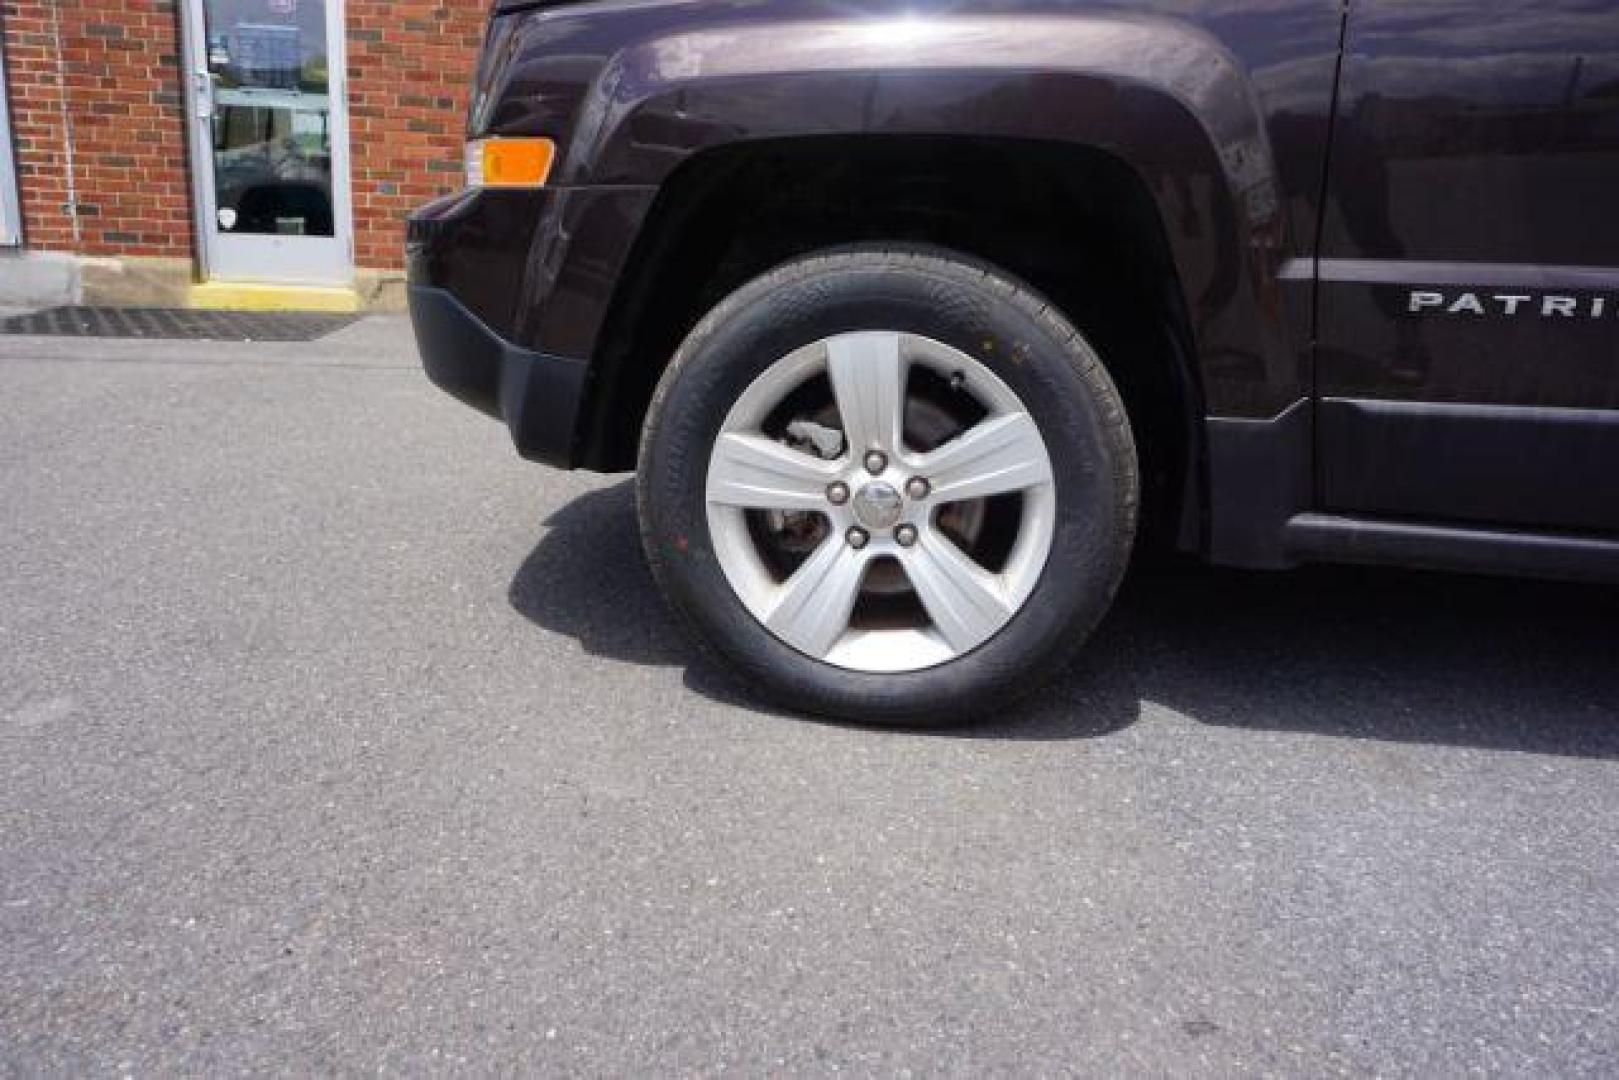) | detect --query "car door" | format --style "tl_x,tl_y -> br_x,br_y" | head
1314,0 -> 1619,533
